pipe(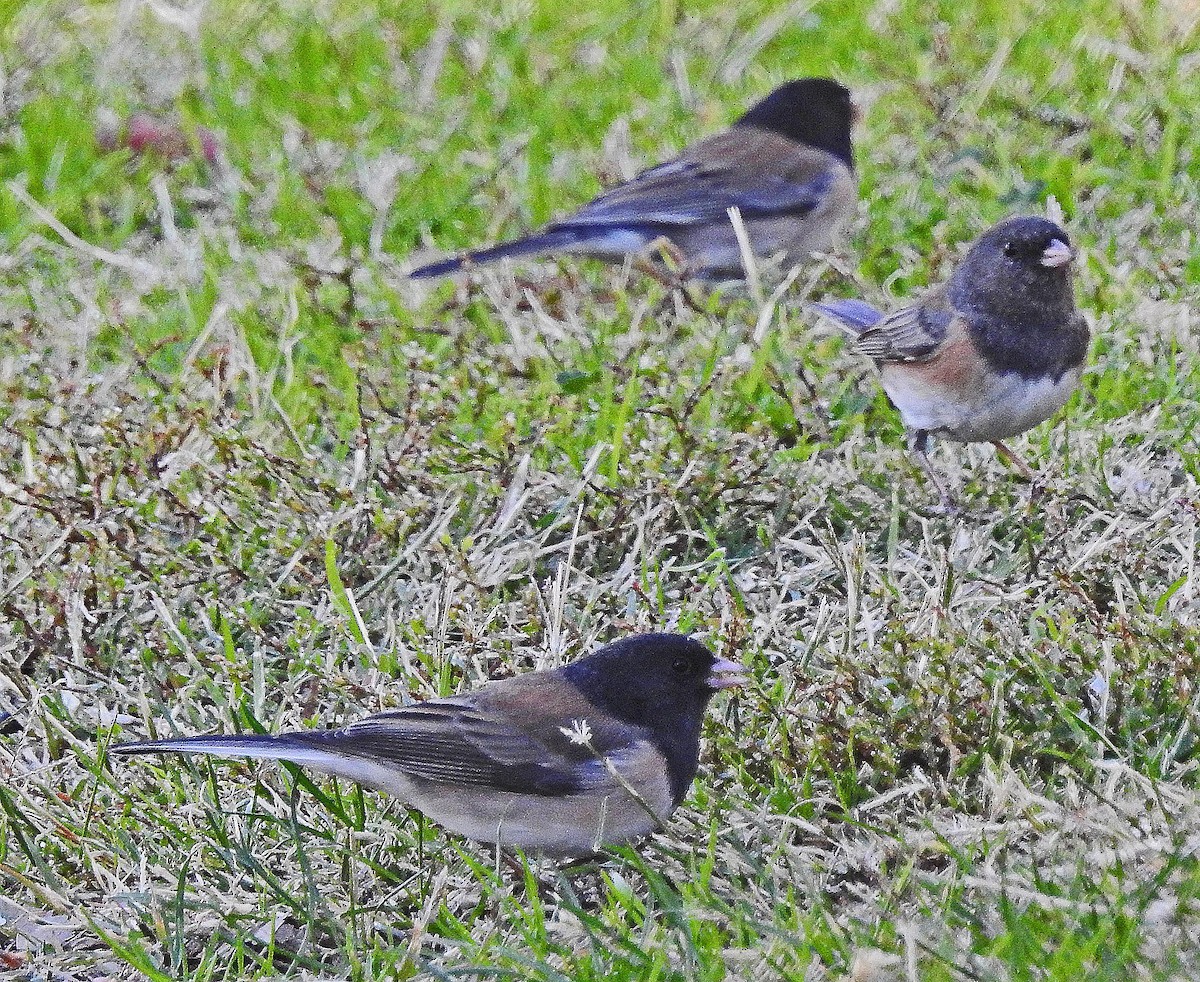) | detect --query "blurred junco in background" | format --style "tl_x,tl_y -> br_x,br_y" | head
410,78 -> 857,281
816,215 -> 1089,509
113,633 -> 745,859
